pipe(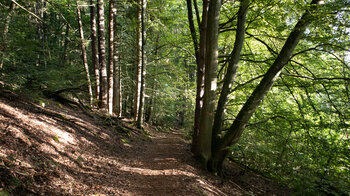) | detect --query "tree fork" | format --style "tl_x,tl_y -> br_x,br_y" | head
212,0 -> 249,148
209,0 -> 324,173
